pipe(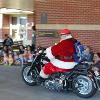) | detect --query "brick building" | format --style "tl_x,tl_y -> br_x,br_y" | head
34,0 -> 100,53
0,0 -> 34,46
0,0 -> 100,53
